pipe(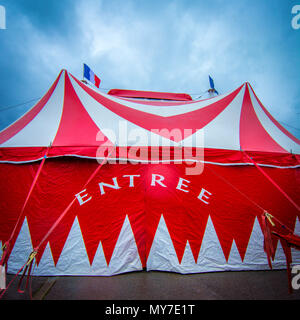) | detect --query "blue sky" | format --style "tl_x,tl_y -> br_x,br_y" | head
0,0 -> 300,138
